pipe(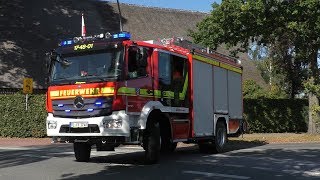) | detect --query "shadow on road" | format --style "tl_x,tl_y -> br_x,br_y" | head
1,141 -> 320,179
0,144 -> 73,169
0,139 -> 267,169
88,139 -> 268,166
226,139 -> 268,152
59,144 -> 320,180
